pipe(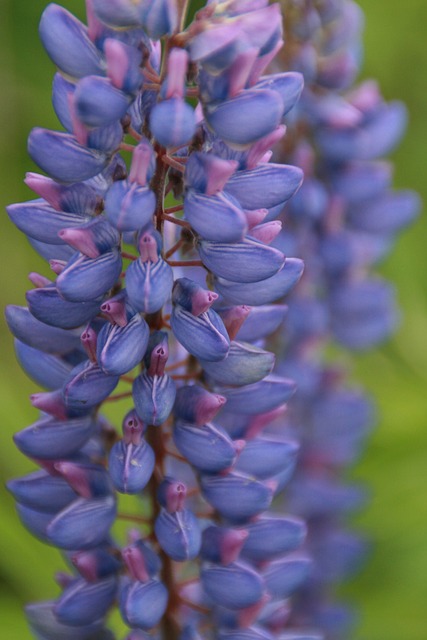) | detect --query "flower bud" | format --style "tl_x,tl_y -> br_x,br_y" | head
201,526 -> 249,566
173,421 -> 242,473
157,477 -> 187,512
108,438 -> 155,494
256,71 -> 304,117
122,409 -> 147,444
6,200 -> 90,245
201,473 -> 276,522
225,163 -> 303,210
5,305 -> 81,353
219,375 -> 296,415
236,305 -> 287,342
92,0 -> 142,27
126,241 -> 174,314
72,549 -> 121,582
39,4 -> 103,78
27,600 -> 110,639
96,311 -> 149,376
119,578 -> 168,630
263,555 -> 312,599
54,575 -> 117,626
28,129 -> 108,183
206,89 -> 283,147
172,278 -> 218,316
58,217 -> 120,259
184,190 -> 248,243
133,371 -> 176,426
241,516 -> 307,562
26,286 -> 101,329
235,437 -> 299,480
14,415 -> 95,460
215,258 -> 304,306
144,331 -> 169,376
104,38 -> 143,94
14,339 -> 73,390
140,0 -> 178,40
47,495 -> 117,550
63,361 -> 120,411
201,562 -> 264,610
154,508 -> 201,561
201,341 -> 275,387
55,462 -> 112,498
173,385 -> 226,426
74,76 -> 130,128
185,152 -> 238,195
317,101 -> 407,161
171,304 -> 230,362
150,98 -> 196,148
7,470 -> 76,513
198,237 -> 285,283
56,249 -> 122,303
